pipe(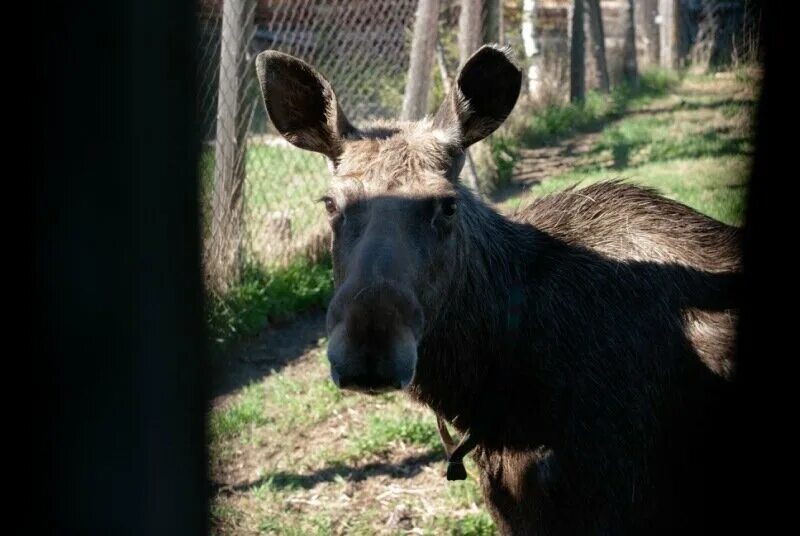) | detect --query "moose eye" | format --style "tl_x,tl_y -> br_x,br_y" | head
441,197 -> 457,217
320,196 -> 338,216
